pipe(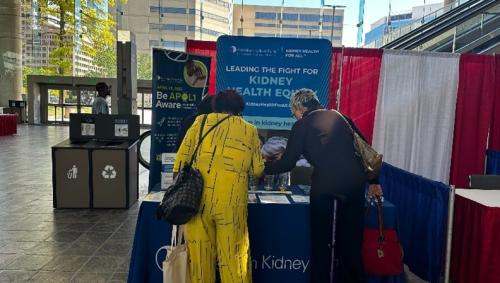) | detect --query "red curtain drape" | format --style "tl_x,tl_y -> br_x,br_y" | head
328,48 -> 382,144
489,54 -> 500,150
186,40 -> 217,95
451,195 -> 500,283
449,54 -> 496,188
327,48 -> 342,110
